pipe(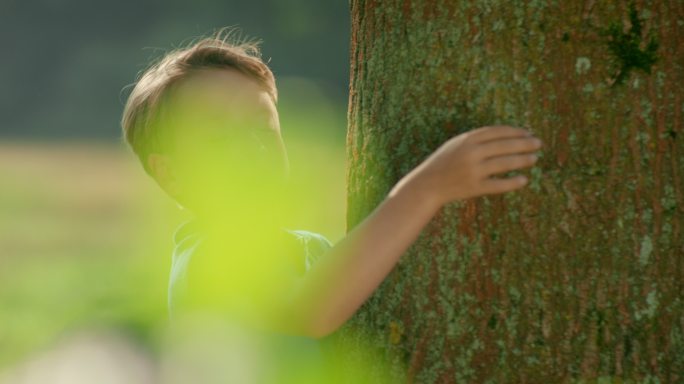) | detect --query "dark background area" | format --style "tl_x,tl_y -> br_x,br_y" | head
0,0 -> 350,140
